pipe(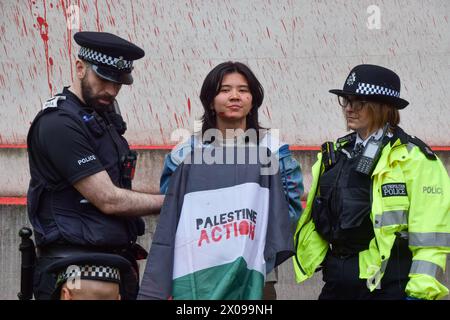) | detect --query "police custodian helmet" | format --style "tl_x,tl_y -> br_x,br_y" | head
74,31 -> 145,85
329,64 -> 409,109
